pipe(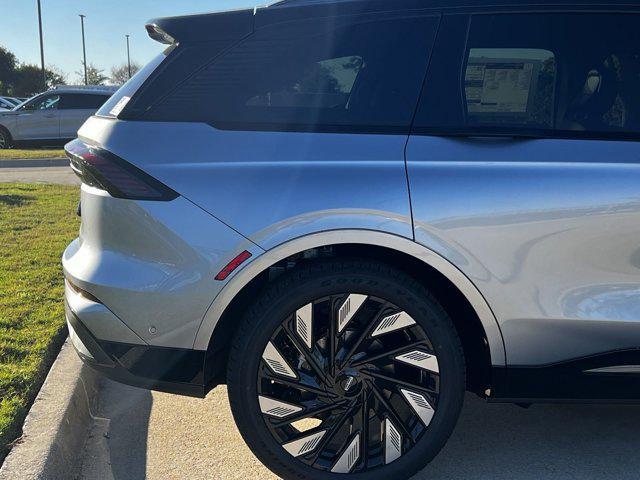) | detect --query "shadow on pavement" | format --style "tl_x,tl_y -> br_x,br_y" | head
417,395 -> 640,480
79,381 -> 640,480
